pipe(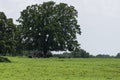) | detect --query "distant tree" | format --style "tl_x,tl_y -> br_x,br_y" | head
116,53 -> 120,58
70,49 -> 89,58
63,52 -> 71,58
53,53 -> 67,58
28,50 -> 53,58
18,1 -> 81,57
0,12 -> 16,56
96,54 -> 111,58
53,49 -> 90,58
89,55 -> 95,58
